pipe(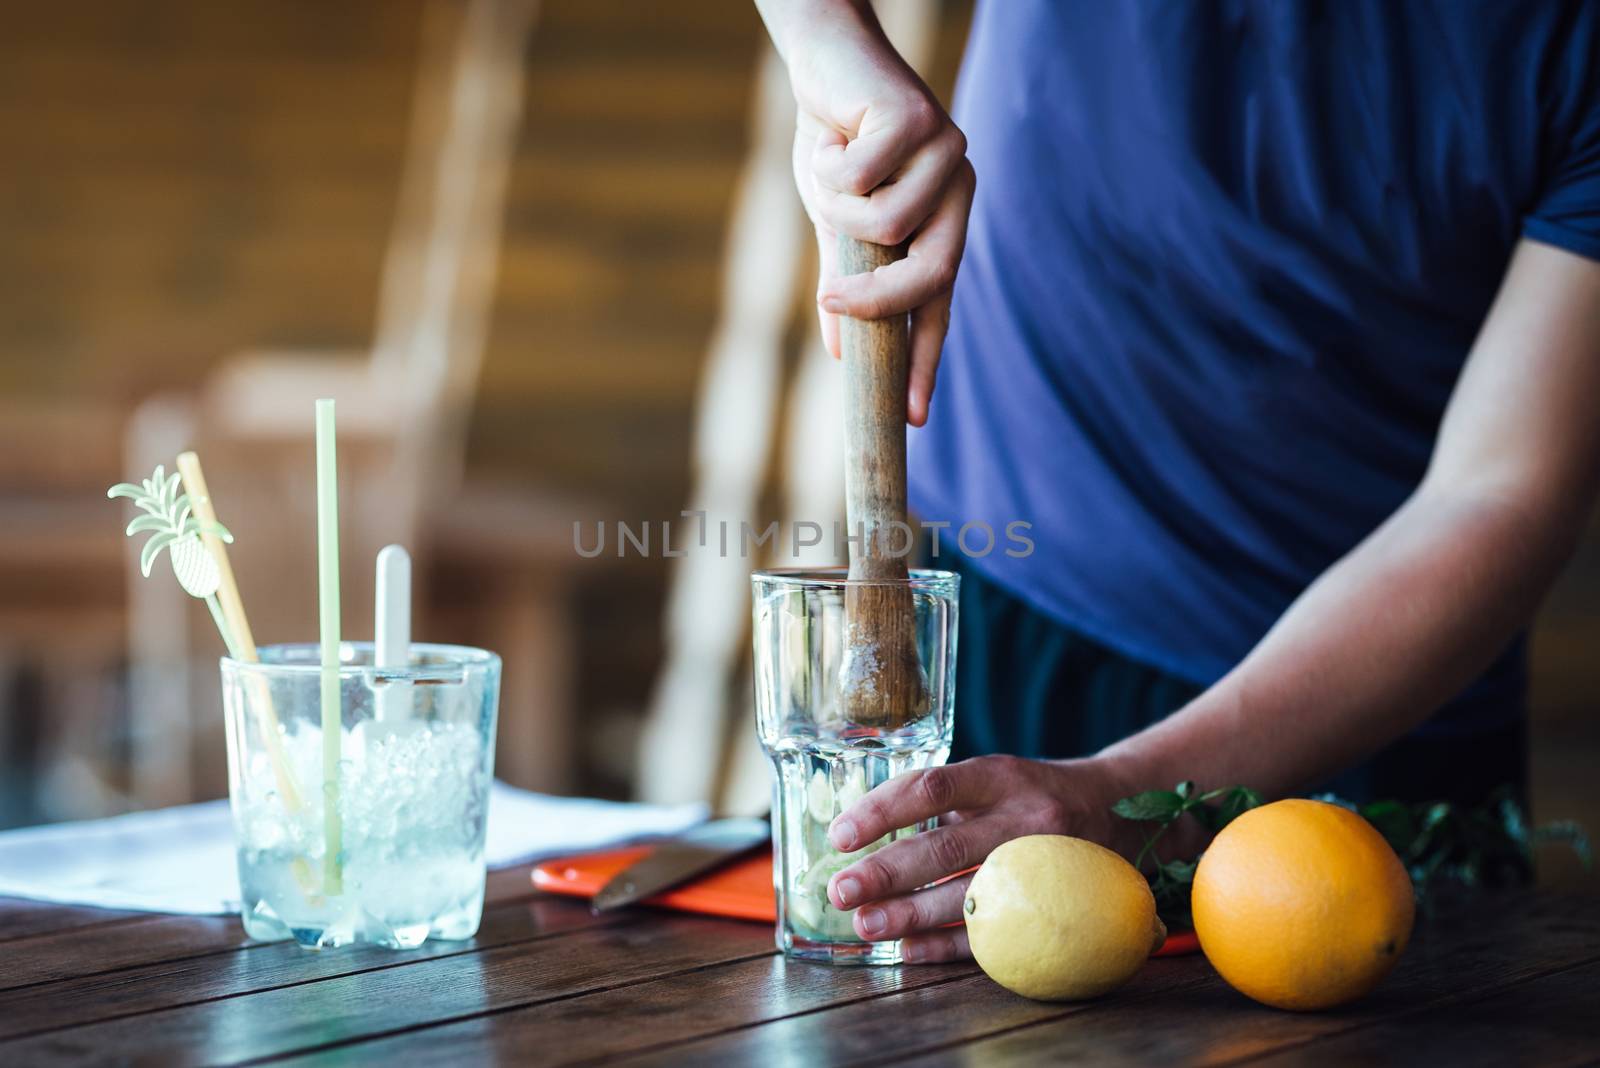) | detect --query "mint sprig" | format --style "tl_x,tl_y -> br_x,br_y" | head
1112,783 -> 1591,932
1111,781 -> 1262,929
1316,788 -> 1592,900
